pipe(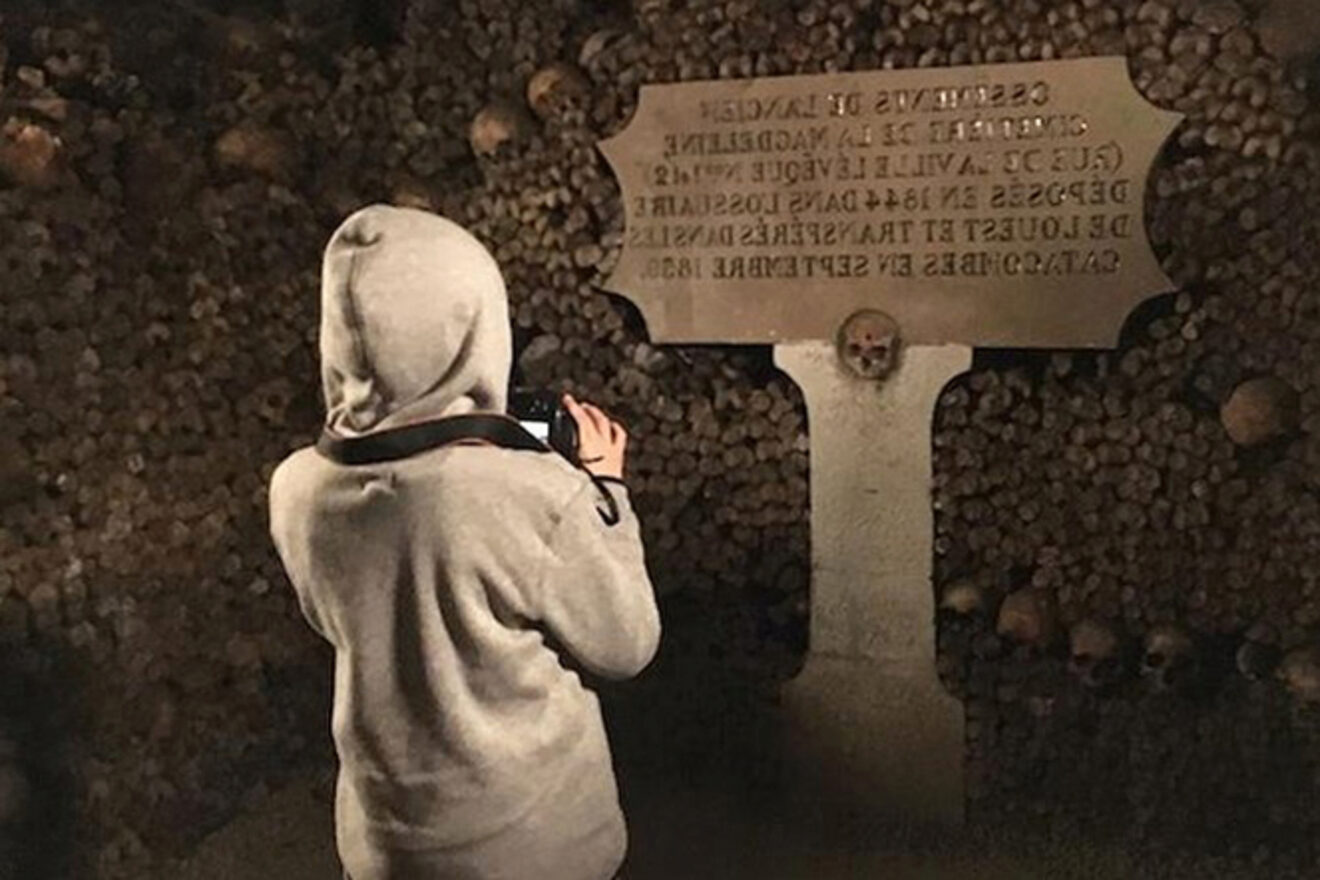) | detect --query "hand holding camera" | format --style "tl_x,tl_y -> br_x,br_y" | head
562,393 -> 627,480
